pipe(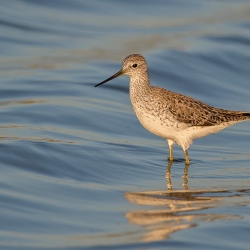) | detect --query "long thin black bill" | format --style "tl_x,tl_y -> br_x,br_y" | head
95,70 -> 123,87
